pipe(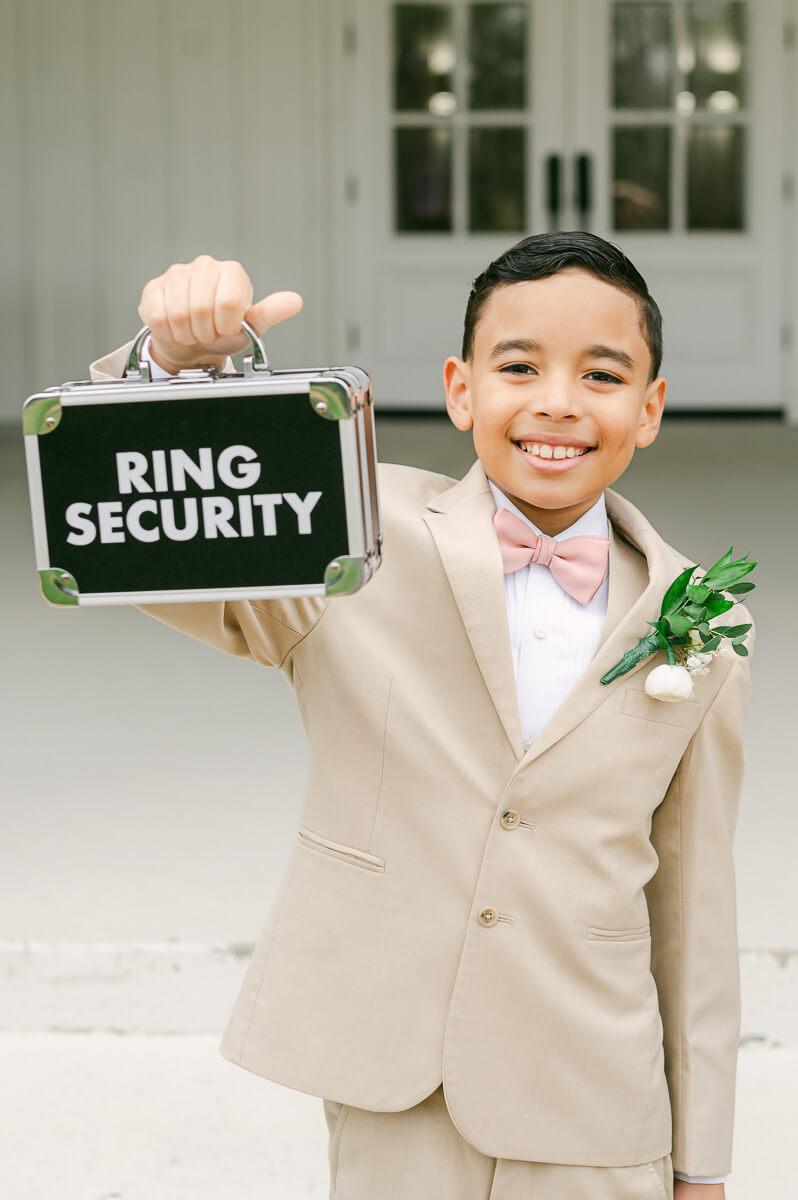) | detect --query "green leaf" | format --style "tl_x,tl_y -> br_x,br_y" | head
703,595 -> 734,618
732,643 -> 749,657
686,584 -> 711,603
703,562 -> 756,592
684,603 -> 708,622
660,565 -> 697,617
664,613 -> 695,637
726,581 -> 756,595
698,622 -> 712,639
700,546 -> 735,581
702,634 -> 721,652
713,623 -> 752,639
